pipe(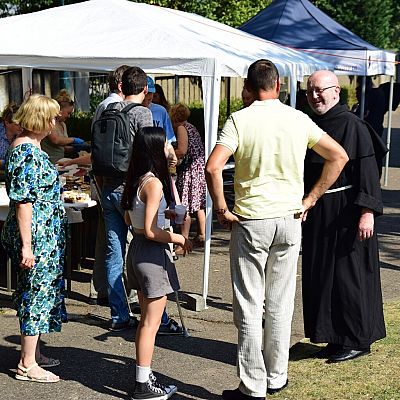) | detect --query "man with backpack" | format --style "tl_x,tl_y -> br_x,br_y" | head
89,65 -> 129,307
92,66 -> 153,331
